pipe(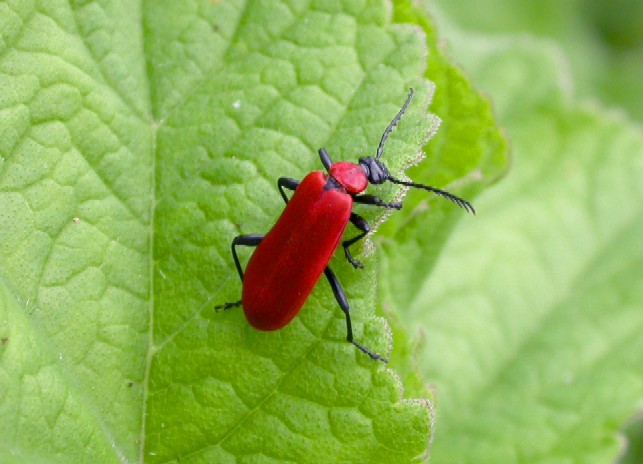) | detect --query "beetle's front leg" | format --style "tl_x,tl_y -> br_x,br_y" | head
353,193 -> 402,210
